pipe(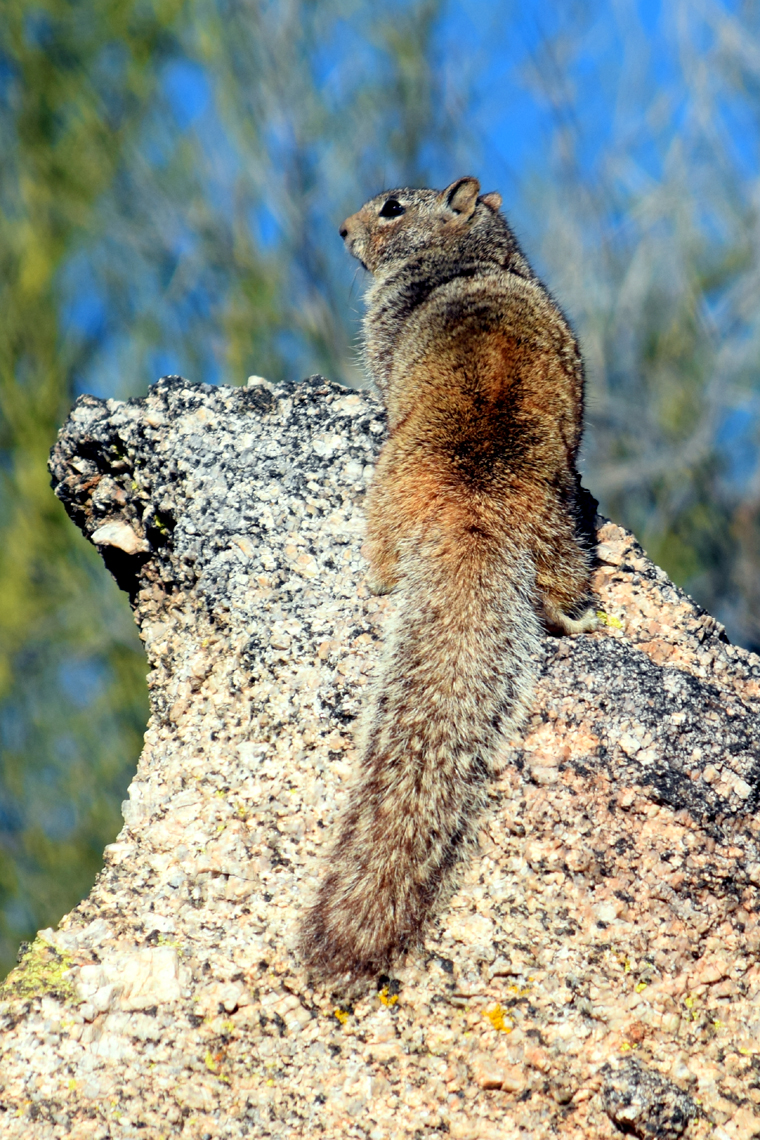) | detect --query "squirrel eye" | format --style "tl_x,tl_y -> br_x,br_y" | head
379,198 -> 405,218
